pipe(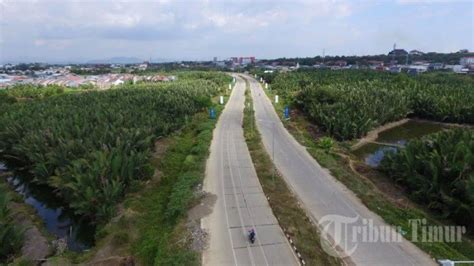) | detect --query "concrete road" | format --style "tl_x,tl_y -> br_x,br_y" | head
202,75 -> 298,266
246,75 -> 435,266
